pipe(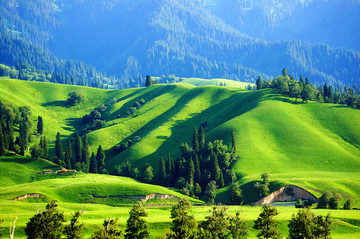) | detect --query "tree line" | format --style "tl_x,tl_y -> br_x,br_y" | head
256,68 -> 360,108
0,199 -> 334,239
114,127 -> 241,205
